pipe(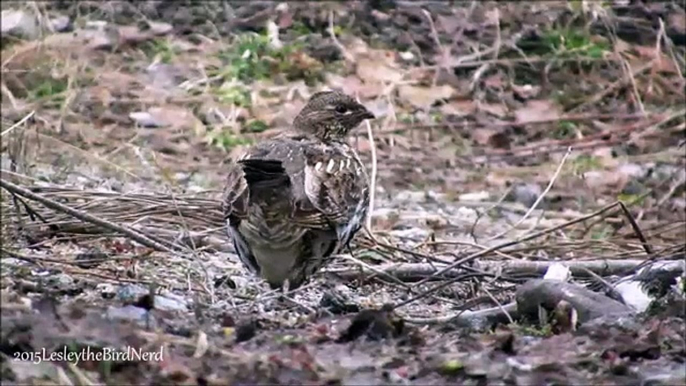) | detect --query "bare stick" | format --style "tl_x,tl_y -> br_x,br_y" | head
395,202 -> 622,308
657,173 -> 686,207
404,302 -> 518,326
1,110 -> 35,137
363,119 -> 377,232
0,179 -> 177,253
329,259 -> 652,282
328,11 -> 354,64
618,201 -> 654,255
469,186 -> 513,243
488,147 -> 572,241
0,248 -> 150,266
